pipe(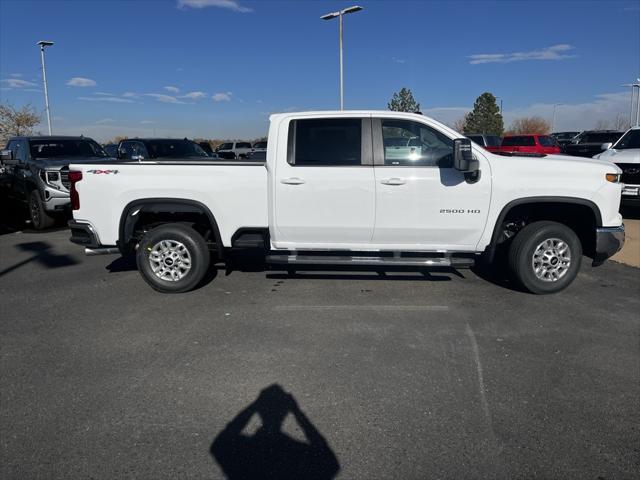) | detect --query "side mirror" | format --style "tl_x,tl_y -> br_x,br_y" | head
453,138 -> 479,173
601,142 -> 613,151
0,149 -> 18,165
